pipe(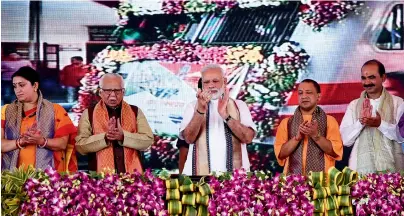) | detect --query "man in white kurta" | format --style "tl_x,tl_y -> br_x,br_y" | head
398,111 -> 404,140
340,60 -> 404,174
179,64 -> 256,175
